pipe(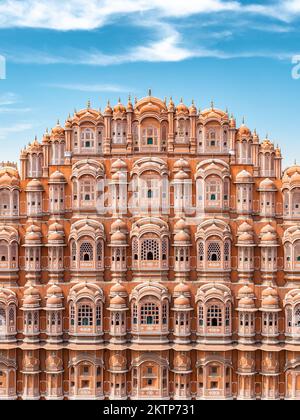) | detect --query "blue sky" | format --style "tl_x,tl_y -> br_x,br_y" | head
0,0 -> 300,167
